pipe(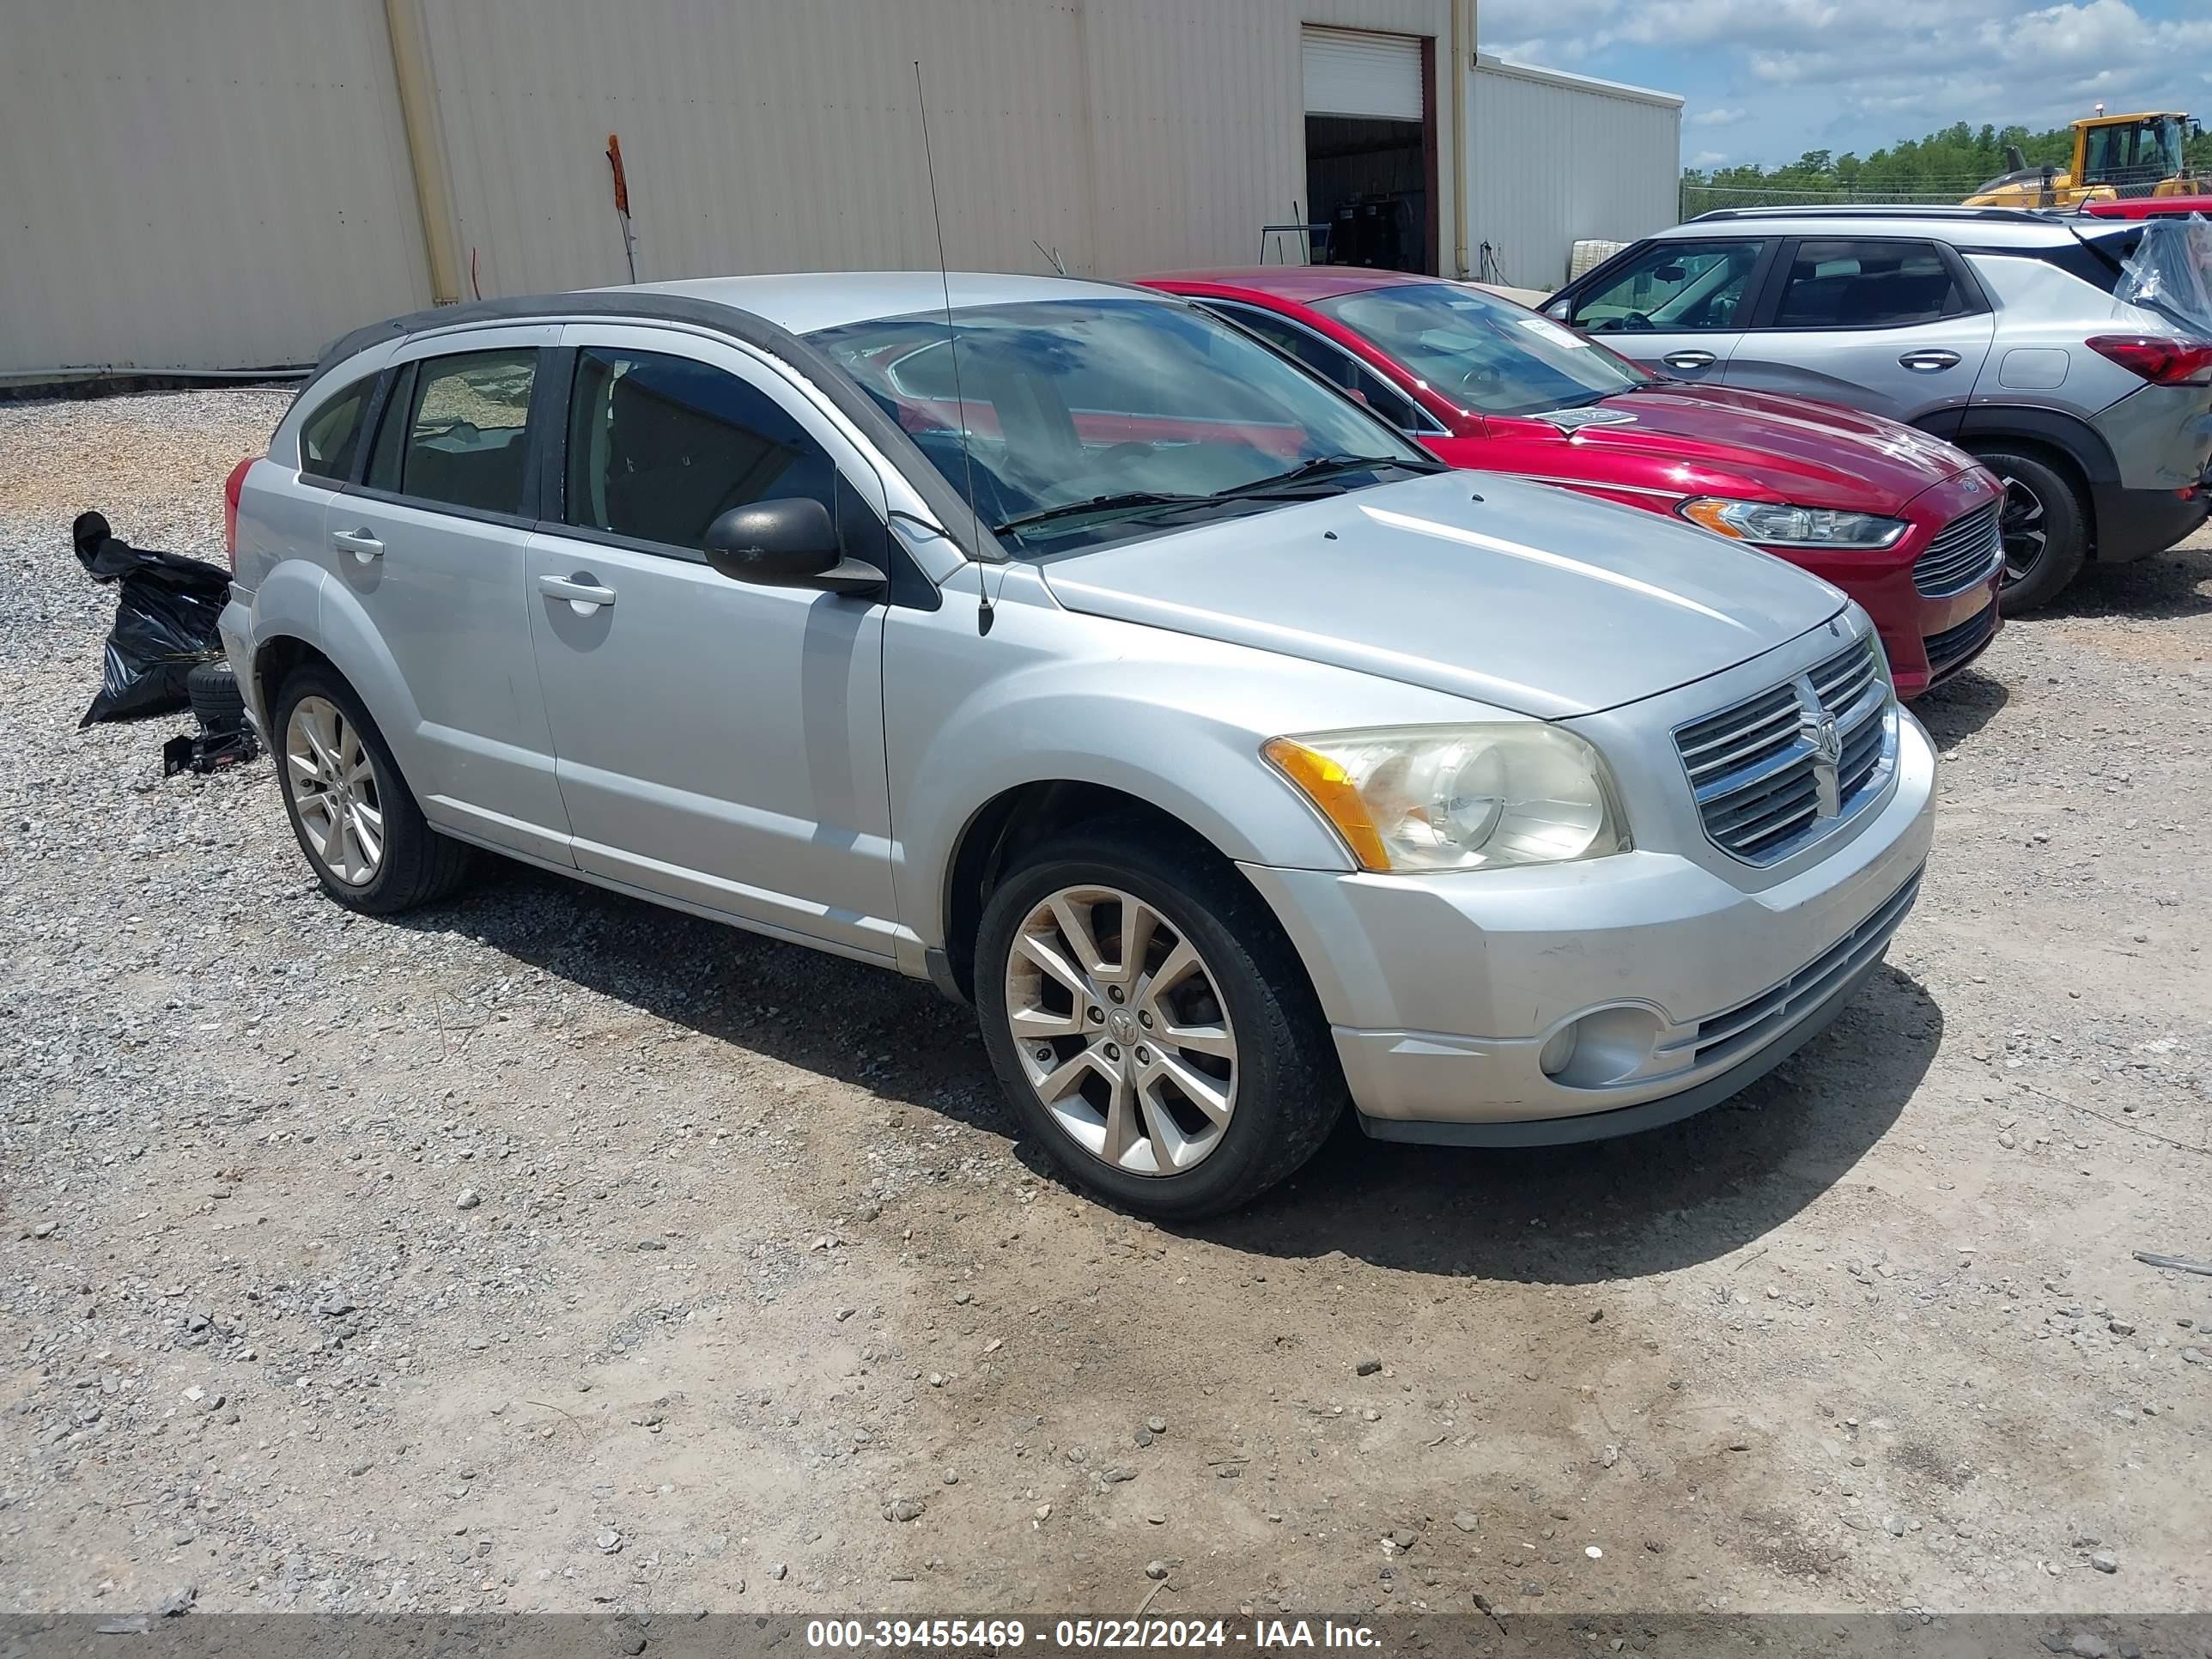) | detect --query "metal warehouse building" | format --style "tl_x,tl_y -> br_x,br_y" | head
0,0 -> 1680,380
